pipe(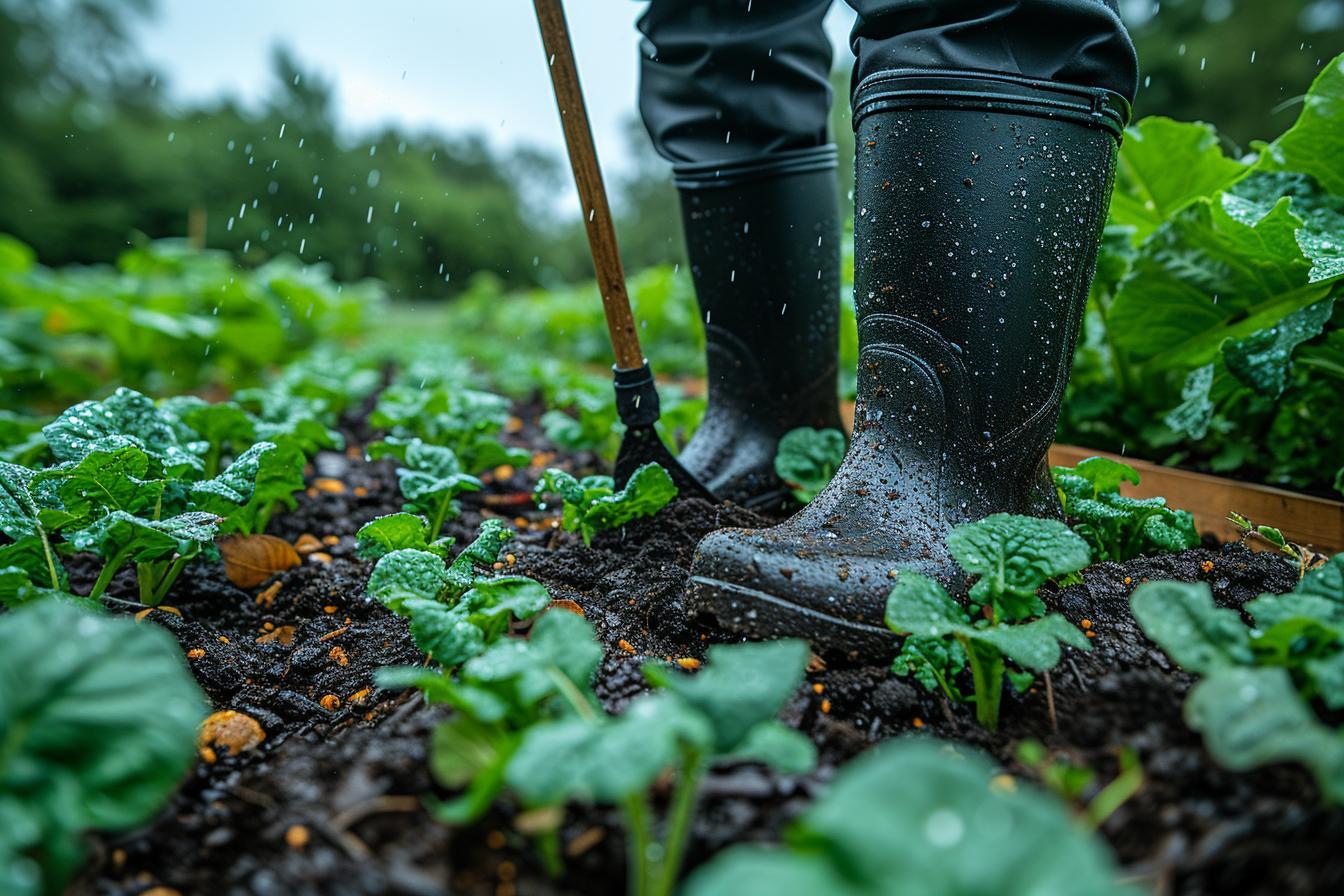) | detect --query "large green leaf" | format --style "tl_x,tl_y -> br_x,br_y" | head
42,387 -> 203,476
1108,196 -> 1326,373
643,639 -> 811,753
1110,117 -> 1248,242
1258,54 -> 1344,196
68,510 -> 219,564
1131,581 -> 1255,674
1186,666 -> 1344,803
685,740 -> 1137,896
0,601 -> 206,896
1223,298 -> 1335,398
946,514 -> 1091,619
